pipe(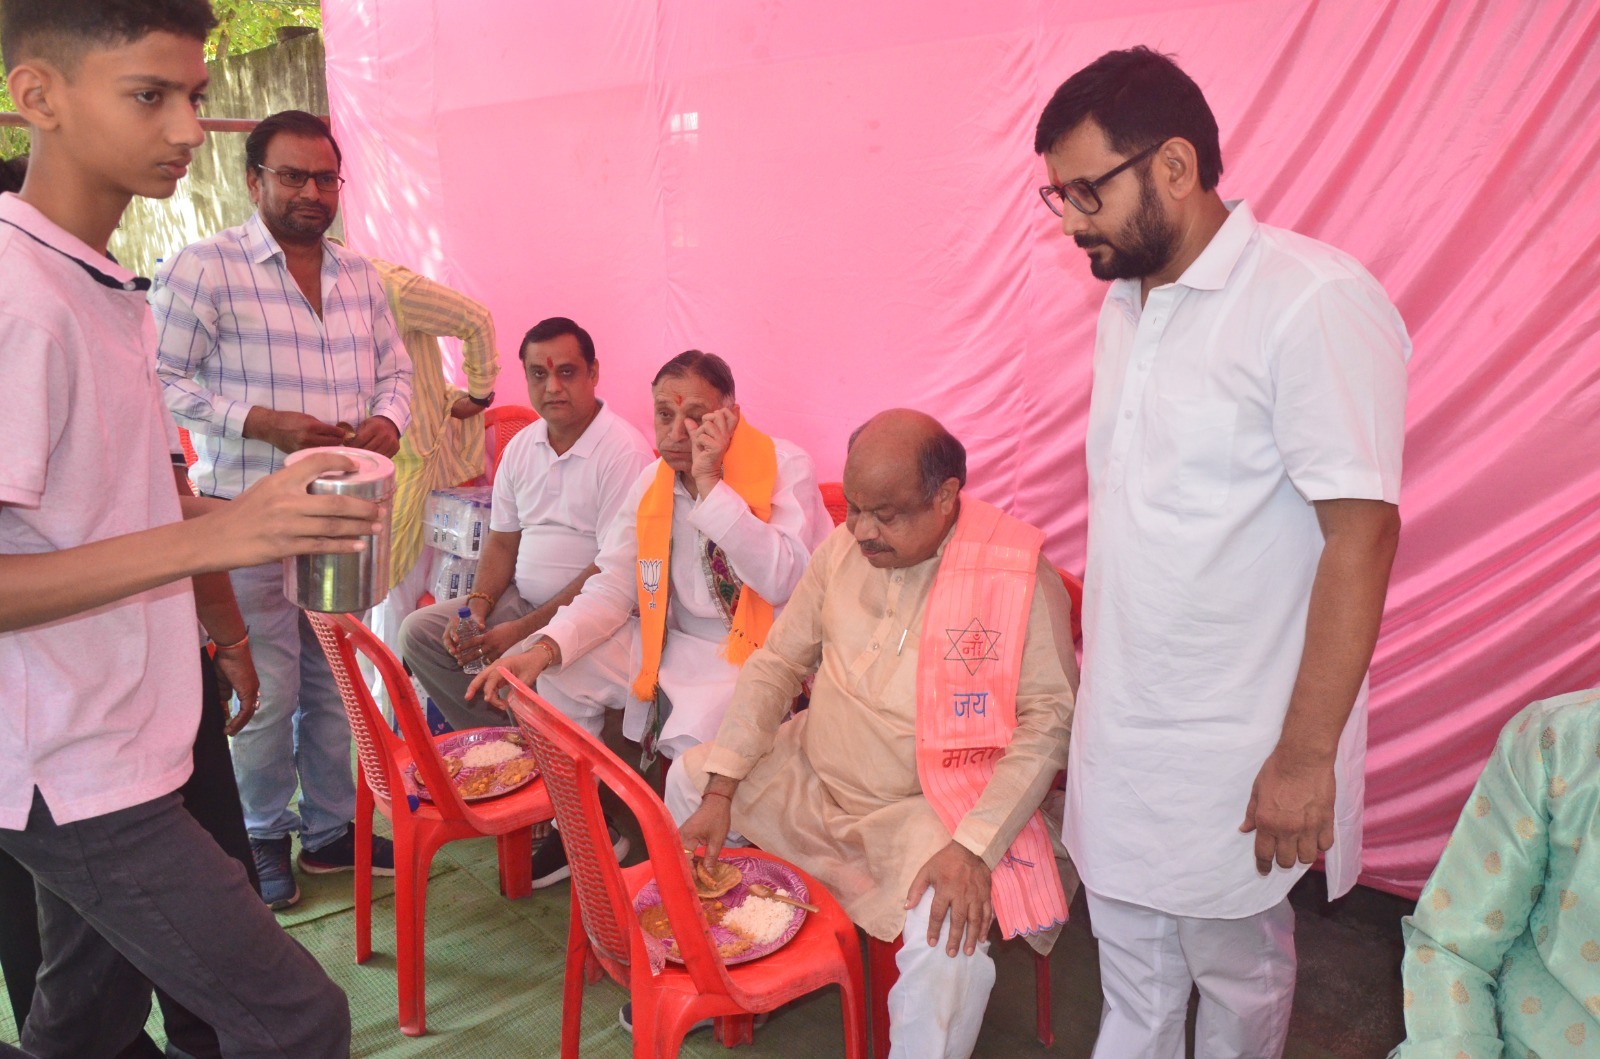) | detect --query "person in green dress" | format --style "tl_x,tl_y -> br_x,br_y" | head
1393,688 -> 1600,1057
